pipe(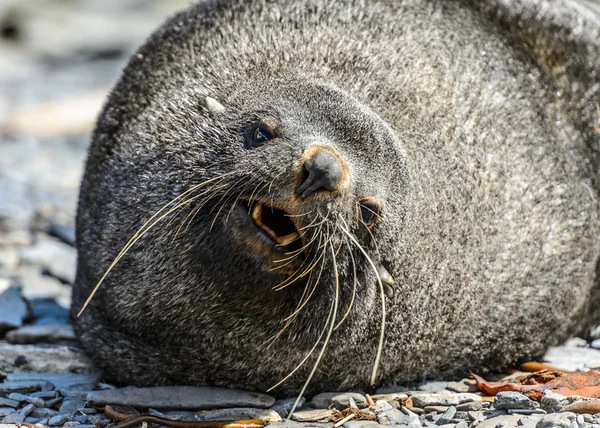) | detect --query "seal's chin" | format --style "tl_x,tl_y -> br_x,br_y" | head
246,201 -> 303,253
